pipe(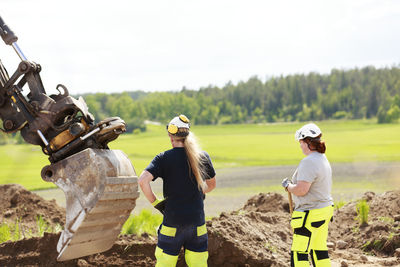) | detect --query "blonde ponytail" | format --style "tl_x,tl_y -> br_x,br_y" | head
182,132 -> 207,191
